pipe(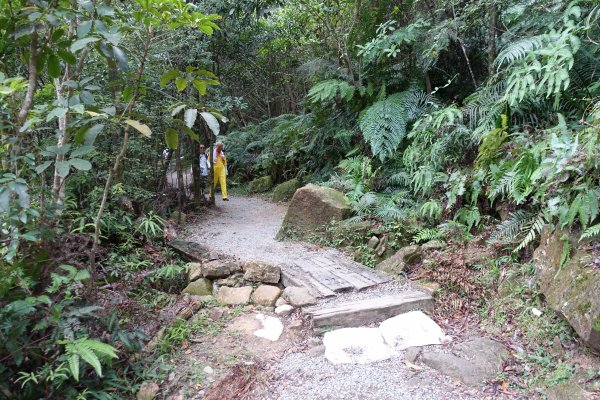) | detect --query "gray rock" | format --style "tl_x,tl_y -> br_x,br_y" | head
217,286 -> 253,305
282,286 -> 317,307
170,211 -> 186,223
251,285 -> 282,306
534,226 -> 600,351
275,297 -> 288,307
307,344 -> 326,357
421,337 -> 509,387
404,346 -> 422,363
182,278 -> 212,296
277,184 -> 351,238
216,273 -> 245,287
546,381 -> 587,400
376,245 -> 423,275
421,240 -> 445,251
203,260 -> 240,279
243,261 -> 280,284
287,319 -> 303,333
374,235 -> 389,257
367,236 -> 379,249
137,382 -> 159,400
187,262 -> 203,282
275,304 -> 294,316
